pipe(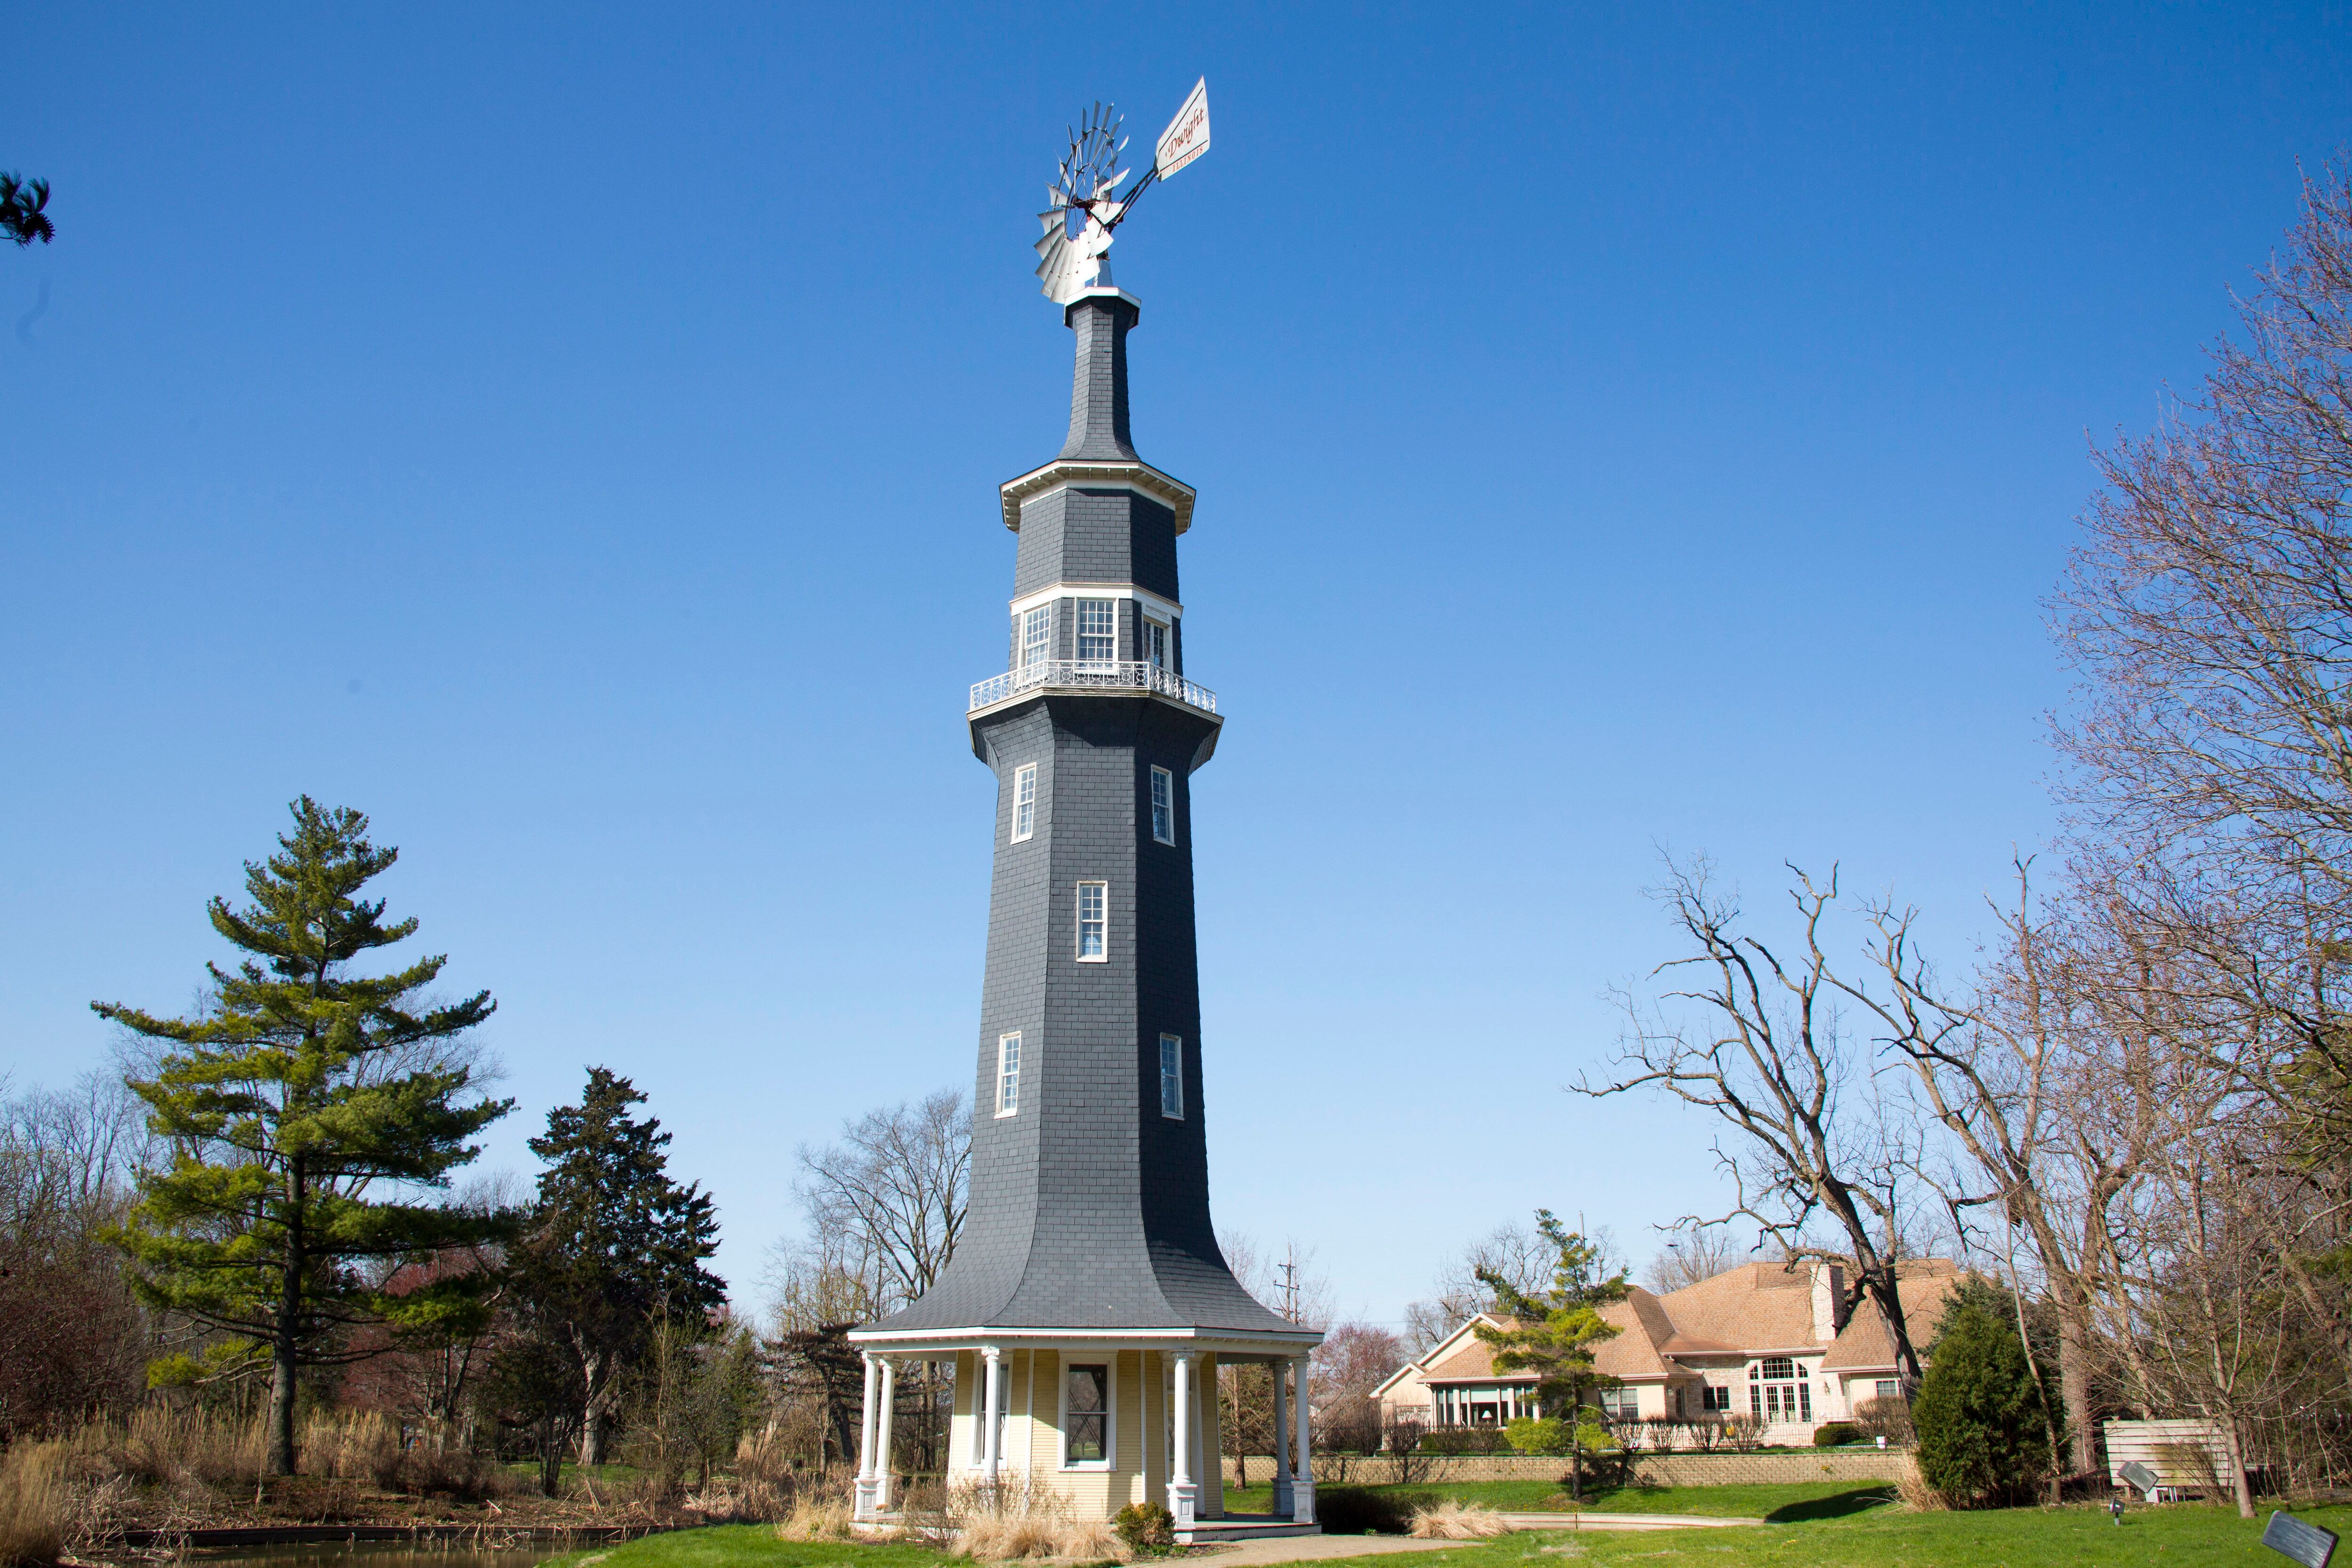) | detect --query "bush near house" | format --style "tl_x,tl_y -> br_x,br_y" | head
1419,1427 -> 1514,1455
1813,1422 -> 1860,1448
1503,1416 -> 1571,1456
1913,1301 -> 2065,1506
